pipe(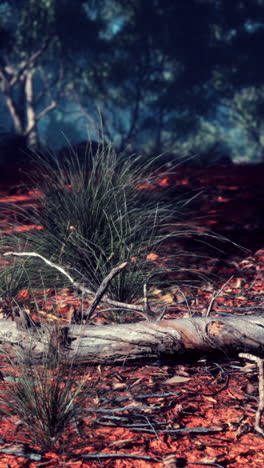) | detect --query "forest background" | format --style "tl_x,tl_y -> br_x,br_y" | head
1,0 -> 264,164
